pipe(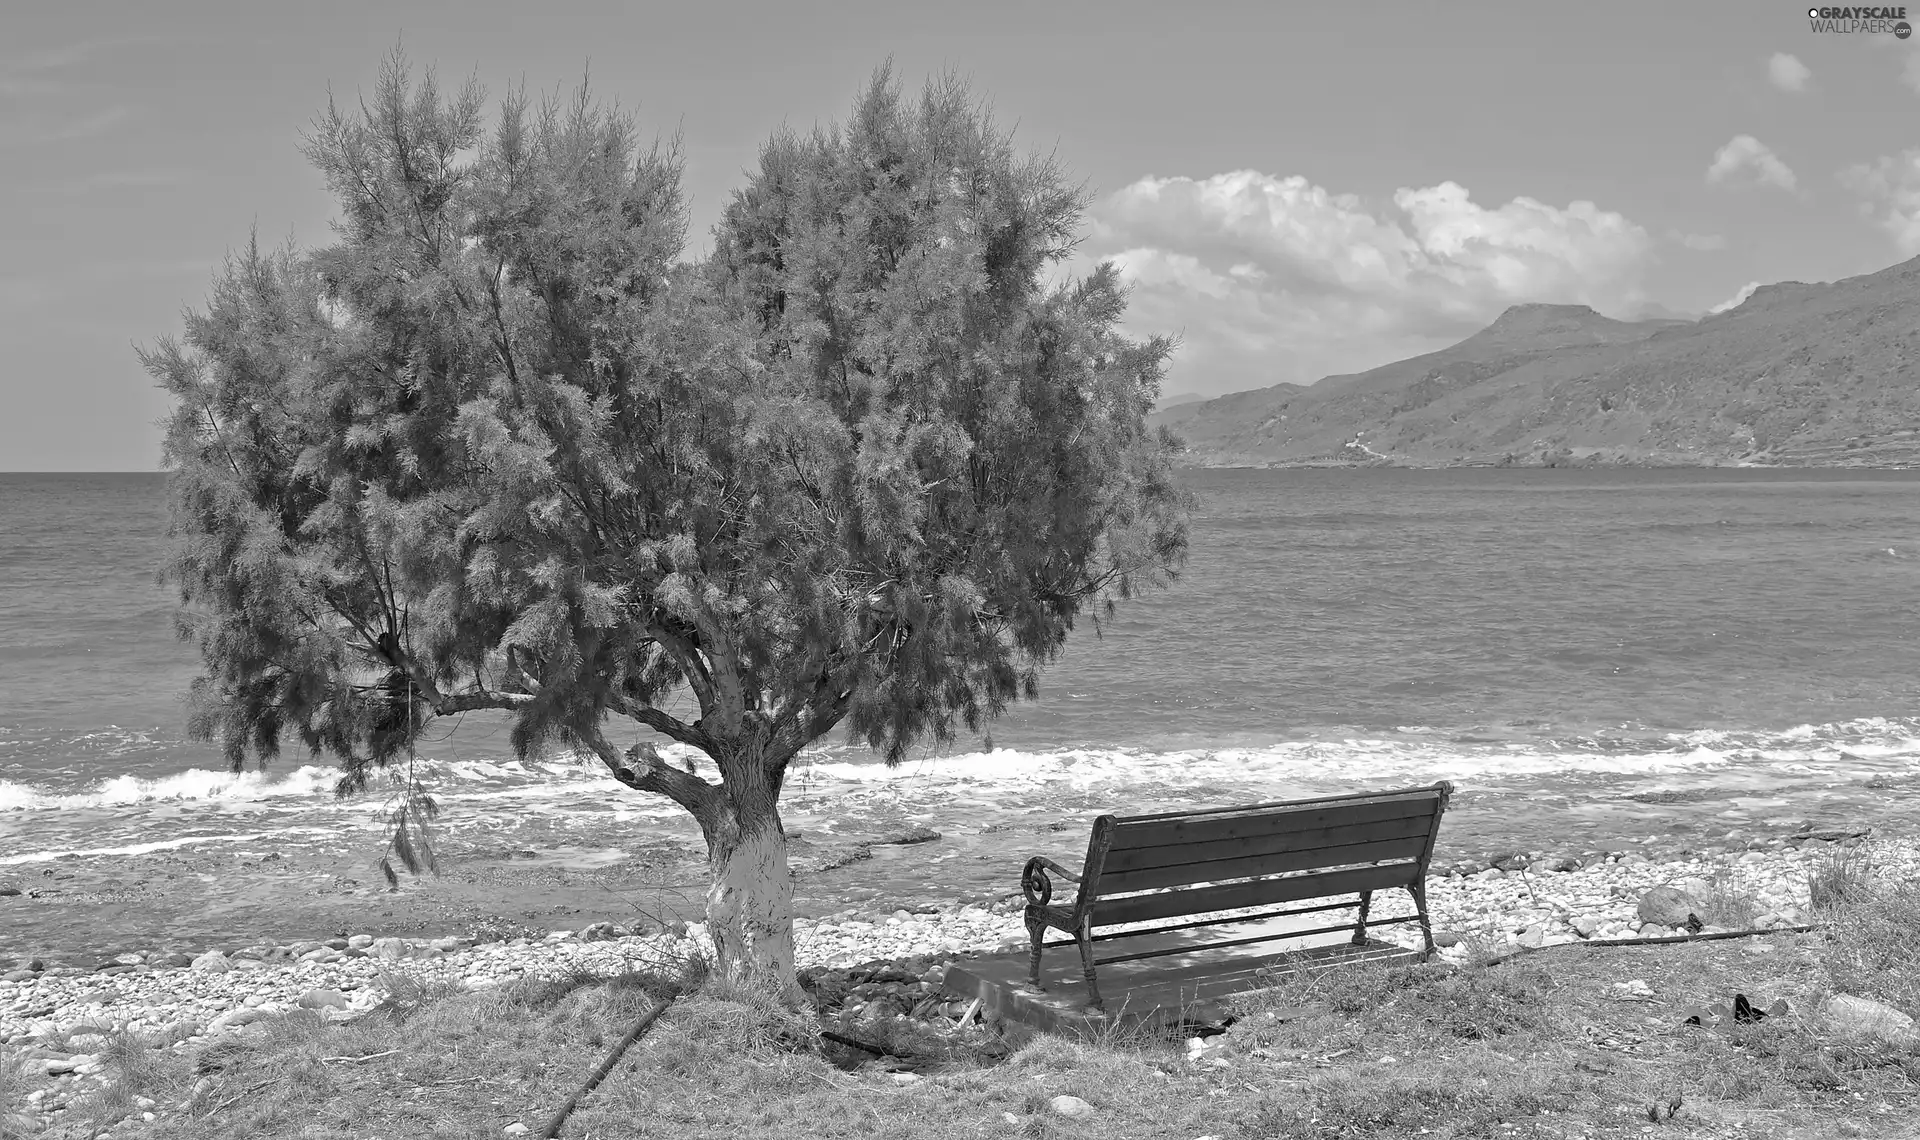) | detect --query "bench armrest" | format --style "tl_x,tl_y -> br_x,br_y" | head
1021,856 -> 1082,909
